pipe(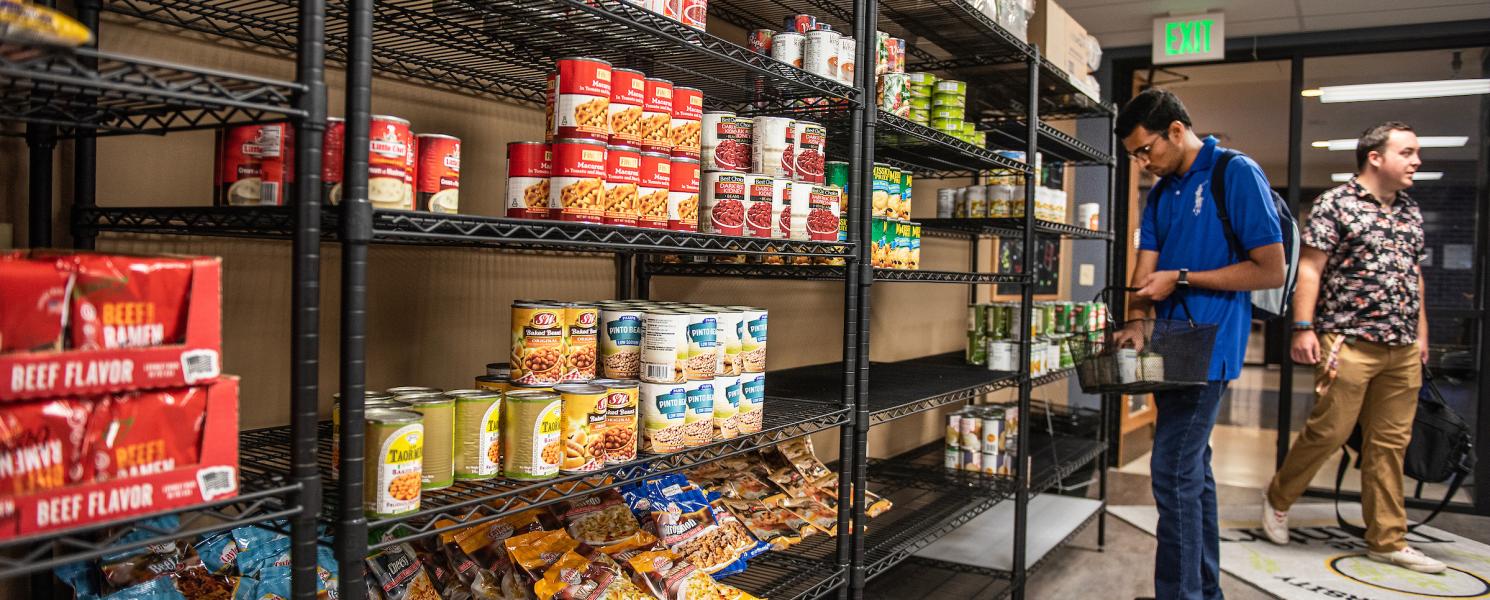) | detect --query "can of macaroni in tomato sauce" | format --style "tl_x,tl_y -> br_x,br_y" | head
700,171 -> 747,236
563,303 -> 599,382
506,142 -> 552,219
670,86 -> 703,159
555,383 -> 607,474
511,301 -> 567,386
604,144 -> 641,226
550,138 -> 607,223
640,78 -> 674,155
592,378 -> 639,464
366,408 -> 424,518
503,390 -> 562,481
637,151 -> 672,229
641,309 -> 689,384
668,157 -> 701,232
609,67 -> 646,147
552,57 -> 612,142
601,306 -> 644,379
416,133 -> 460,214
450,389 -> 501,481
